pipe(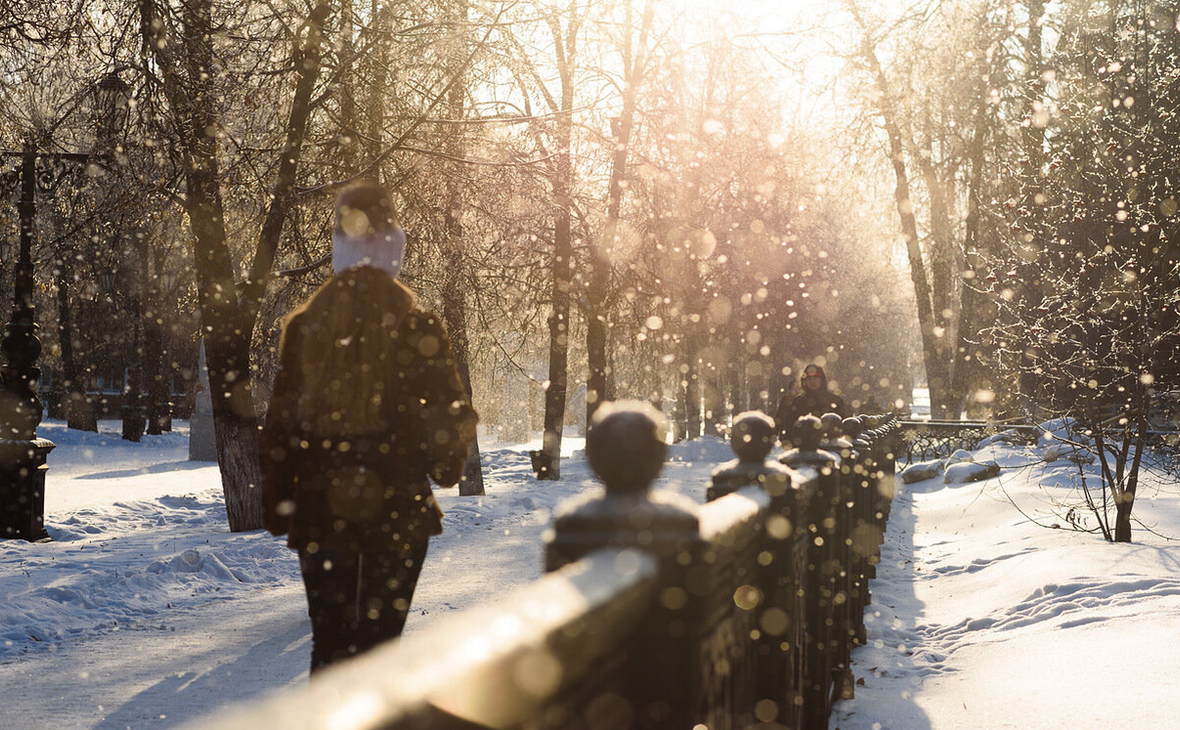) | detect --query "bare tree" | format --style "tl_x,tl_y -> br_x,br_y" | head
137,0 -> 330,530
